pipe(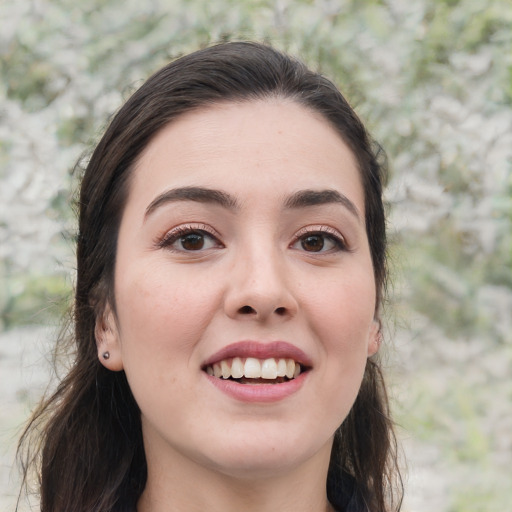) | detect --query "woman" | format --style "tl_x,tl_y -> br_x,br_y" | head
19,41 -> 402,512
